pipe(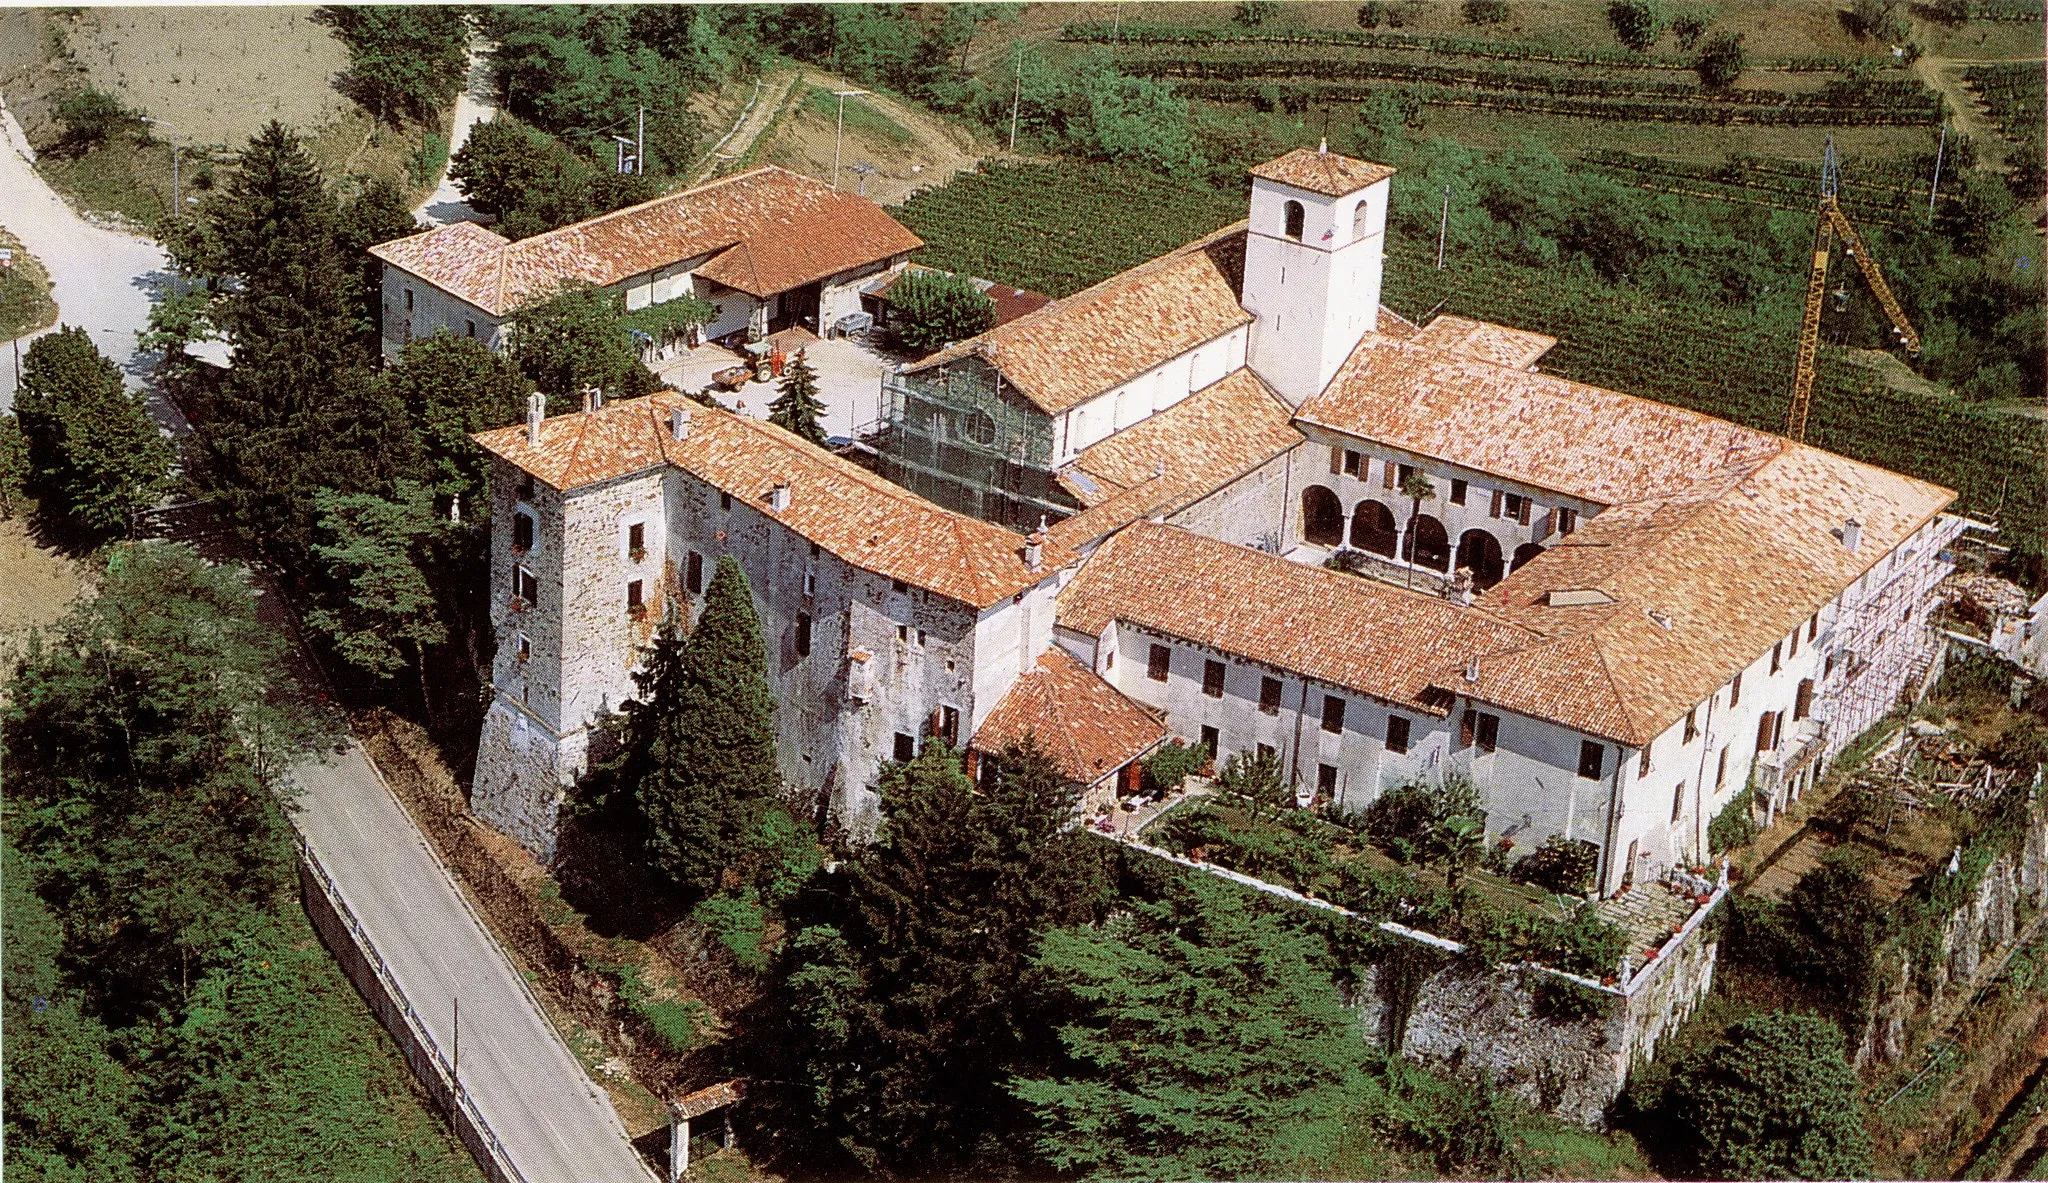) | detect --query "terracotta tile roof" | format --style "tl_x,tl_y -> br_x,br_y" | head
1464,444 -> 1955,744
1249,147 -> 1397,196
370,166 -> 922,316
1296,333 -> 1783,506
1048,368 -> 1303,547
971,649 -> 1167,785
472,393 -> 1068,608
1057,523 -> 1536,713
902,223 -> 1253,415
1410,314 -> 1557,370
